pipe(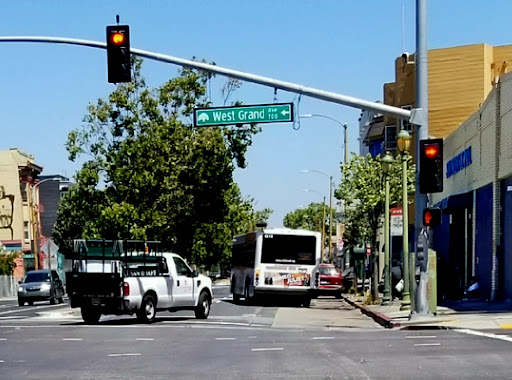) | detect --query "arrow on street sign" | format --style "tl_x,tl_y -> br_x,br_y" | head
194,103 -> 294,127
